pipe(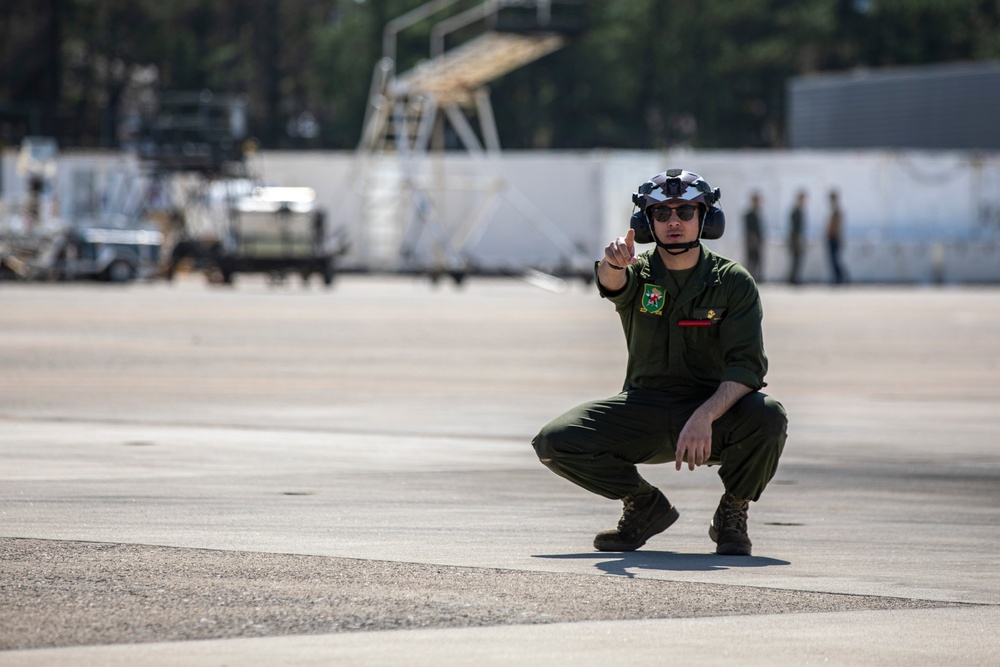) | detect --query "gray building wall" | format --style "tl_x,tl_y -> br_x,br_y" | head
788,61 -> 1000,150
